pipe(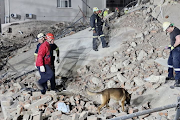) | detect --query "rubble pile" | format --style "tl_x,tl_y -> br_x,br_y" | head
1,0 -> 180,120
0,21 -> 89,70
